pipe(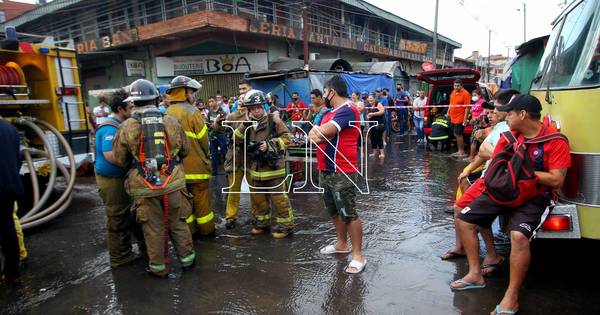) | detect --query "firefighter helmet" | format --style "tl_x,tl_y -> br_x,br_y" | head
124,79 -> 159,103
242,89 -> 266,107
166,75 -> 201,94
